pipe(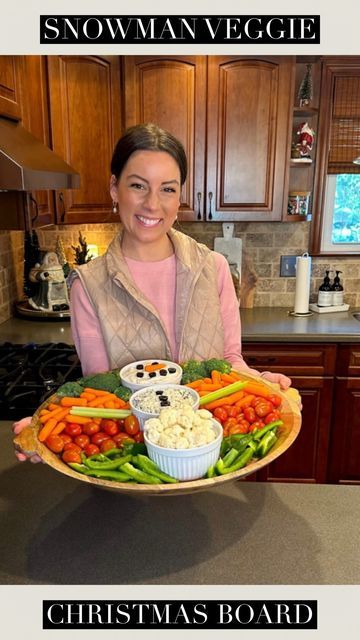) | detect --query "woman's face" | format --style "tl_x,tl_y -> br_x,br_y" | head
110,150 -> 181,246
